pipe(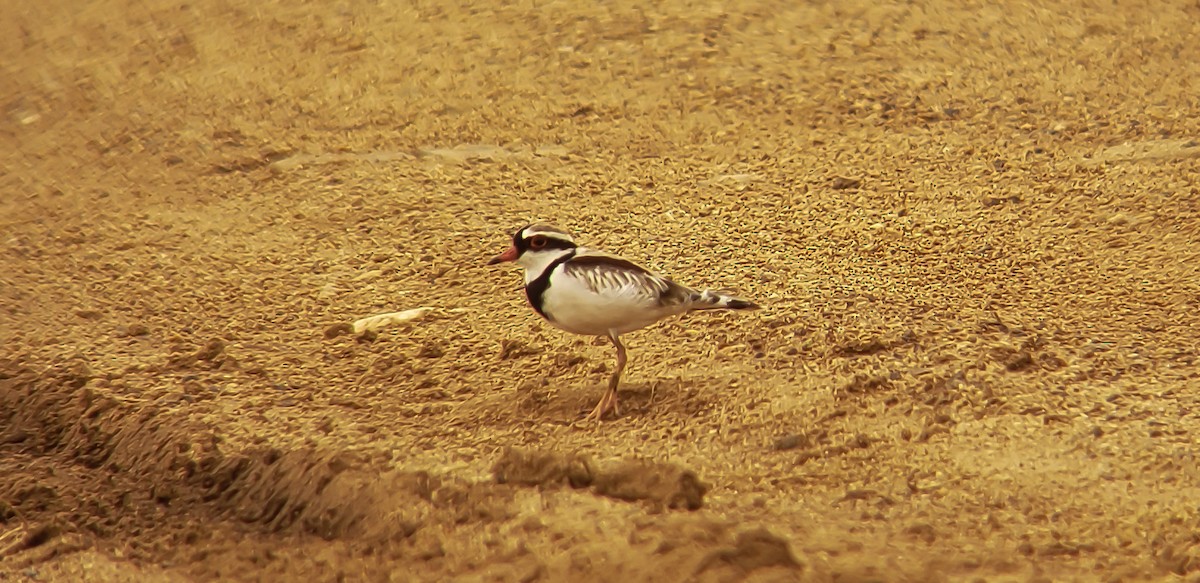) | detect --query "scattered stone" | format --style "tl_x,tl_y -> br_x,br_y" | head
419,144 -> 512,162
772,434 -> 808,451
591,459 -> 708,511
1,429 -> 30,444
535,145 -> 570,158
841,489 -> 876,501
498,339 -> 540,360
329,397 -> 367,409
694,528 -> 801,575
20,523 -> 61,550
270,151 -> 416,172
115,323 -> 150,337
1084,138 -> 1200,164
194,339 -> 225,362
820,409 -> 848,422
323,322 -> 354,339
1005,351 -> 1034,371
352,269 -> 383,282
904,522 -> 937,543
838,337 -> 888,355
829,176 -> 861,190
152,484 -> 178,505
982,194 -> 1021,207
417,342 -> 444,359
491,448 -> 594,489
